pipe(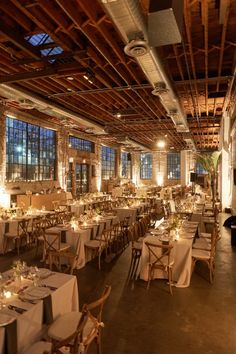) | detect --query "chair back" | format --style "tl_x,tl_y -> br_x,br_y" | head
18,219 -> 30,237
83,285 -> 111,324
145,241 -> 173,269
53,309 -> 88,354
44,232 -> 61,252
